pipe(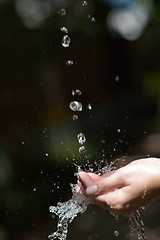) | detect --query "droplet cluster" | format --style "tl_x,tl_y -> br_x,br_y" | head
69,89 -> 89,153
